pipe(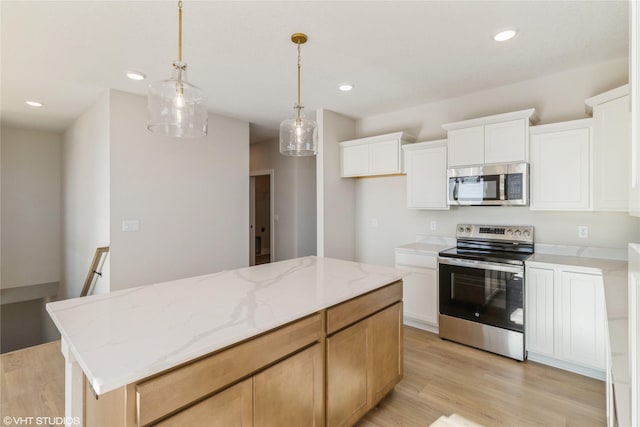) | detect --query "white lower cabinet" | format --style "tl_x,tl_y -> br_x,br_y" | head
394,250 -> 439,332
525,267 -> 555,356
526,265 -> 606,378
556,271 -> 606,370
